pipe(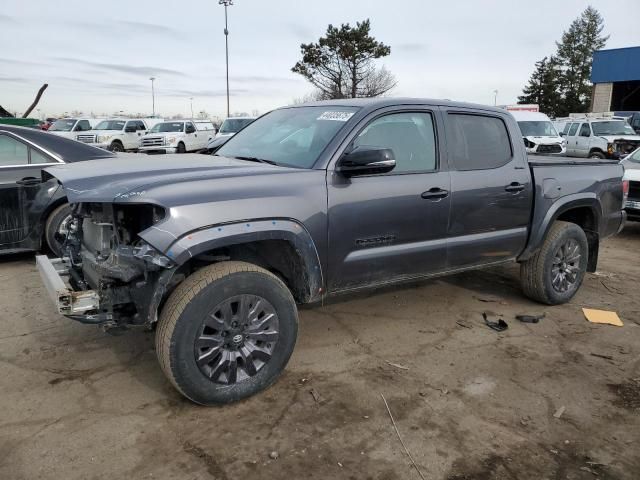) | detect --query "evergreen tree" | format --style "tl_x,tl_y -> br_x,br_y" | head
518,6 -> 608,116
555,6 -> 608,115
292,20 -> 396,99
518,56 -> 563,116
